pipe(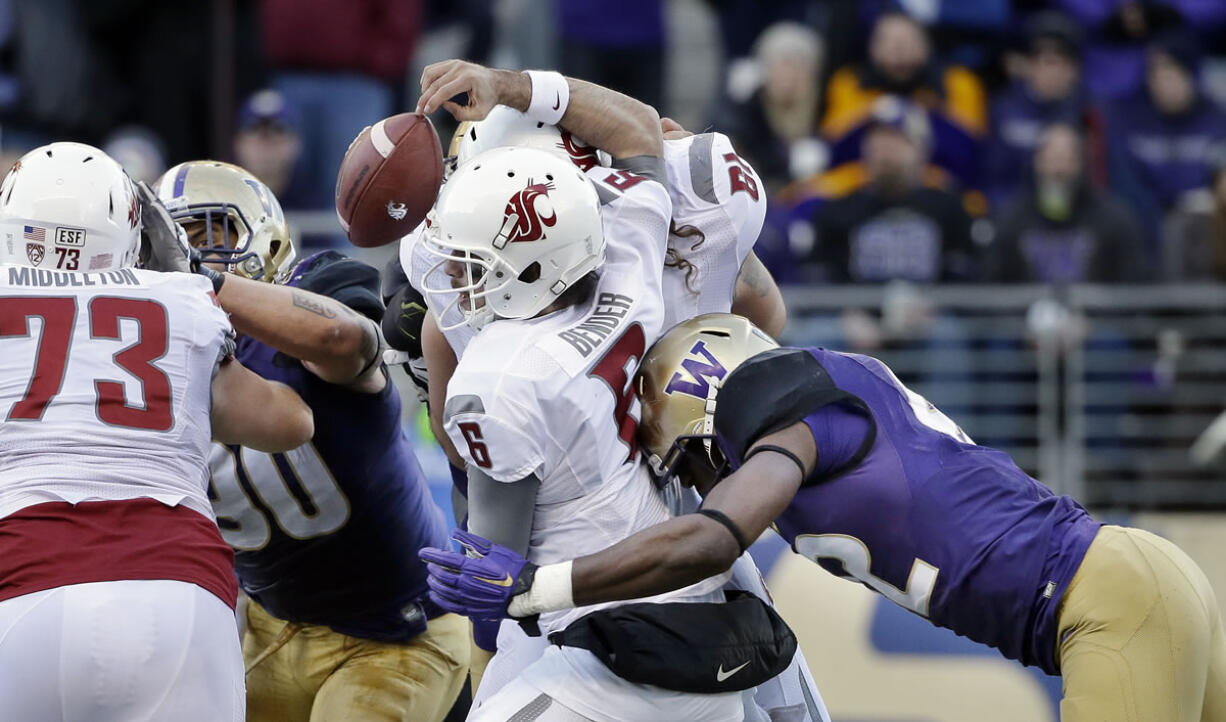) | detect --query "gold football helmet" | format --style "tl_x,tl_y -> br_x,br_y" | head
155,160 -> 295,282
636,313 -> 778,487
443,121 -> 472,179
